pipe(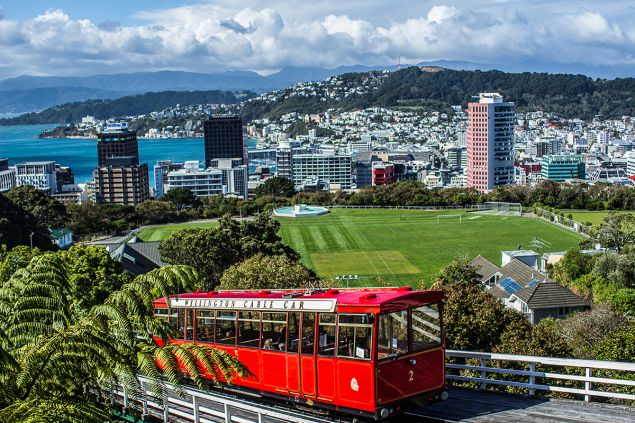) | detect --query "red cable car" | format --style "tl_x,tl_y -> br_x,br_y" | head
153,287 -> 447,420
